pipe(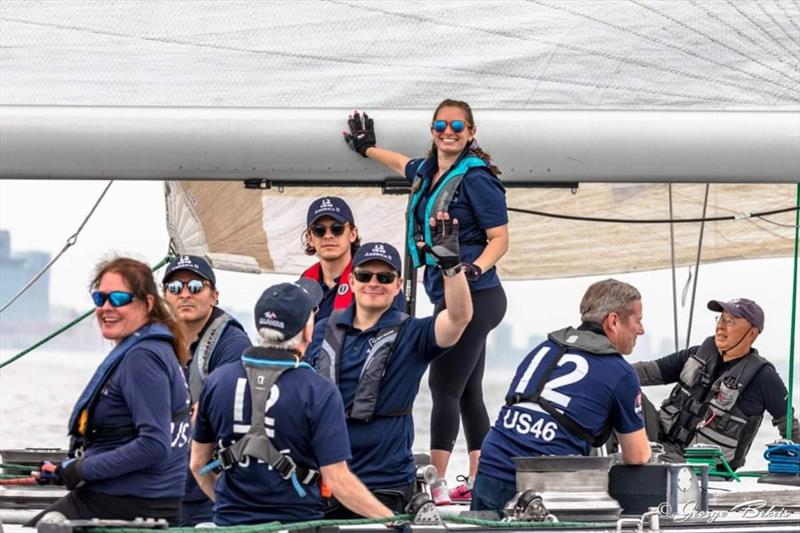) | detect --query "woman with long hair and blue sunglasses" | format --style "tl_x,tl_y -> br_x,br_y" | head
28,257 -> 191,525
343,99 -> 508,505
